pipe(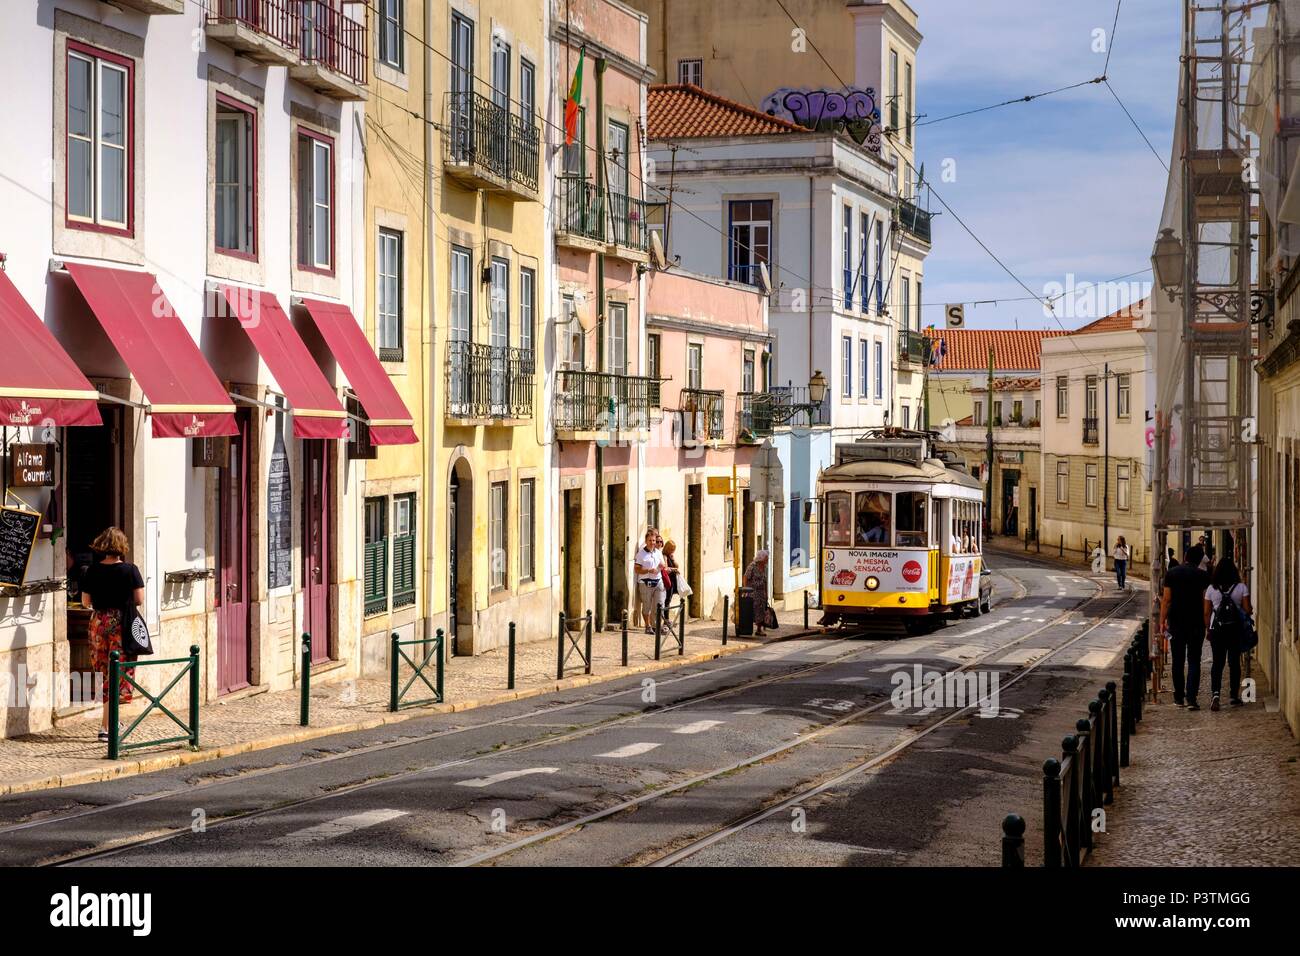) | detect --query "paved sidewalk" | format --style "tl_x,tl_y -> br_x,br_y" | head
0,606 -> 814,795
1089,672 -> 1300,866
986,535 -> 1151,582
